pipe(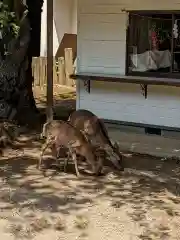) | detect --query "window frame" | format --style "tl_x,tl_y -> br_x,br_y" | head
125,10 -> 180,79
